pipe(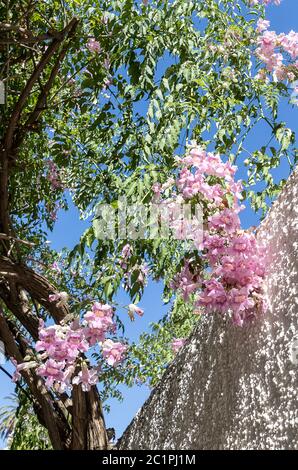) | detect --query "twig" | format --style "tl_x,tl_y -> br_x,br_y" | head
0,233 -> 35,247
